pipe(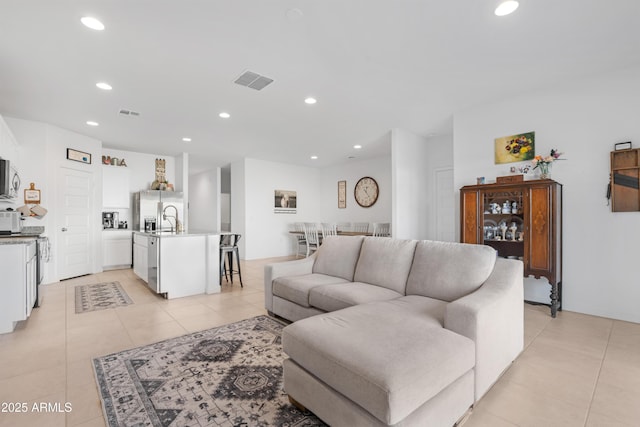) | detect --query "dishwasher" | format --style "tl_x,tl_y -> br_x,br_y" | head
147,236 -> 160,293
